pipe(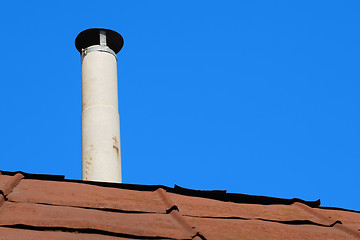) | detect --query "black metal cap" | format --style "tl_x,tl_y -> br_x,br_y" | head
75,28 -> 124,54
